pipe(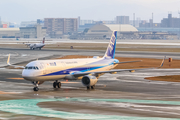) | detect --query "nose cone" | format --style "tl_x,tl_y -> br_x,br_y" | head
22,69 -> 35,81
